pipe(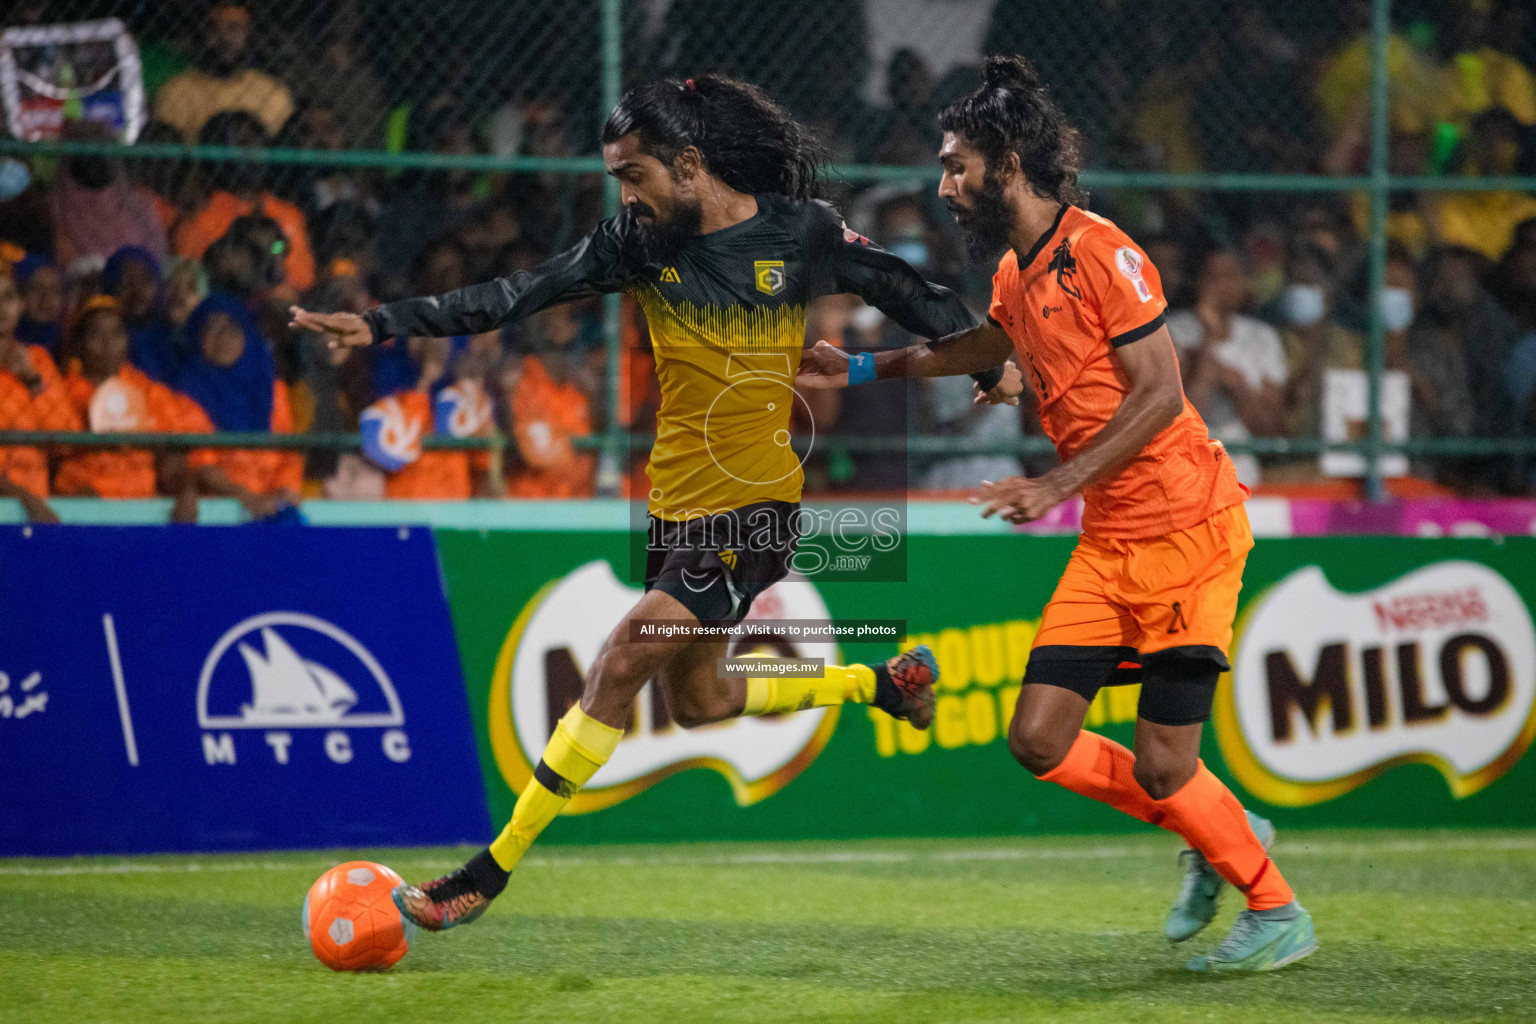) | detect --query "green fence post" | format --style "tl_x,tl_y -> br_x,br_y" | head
597,0 -> 625,497
1364,0 -> 1391,502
